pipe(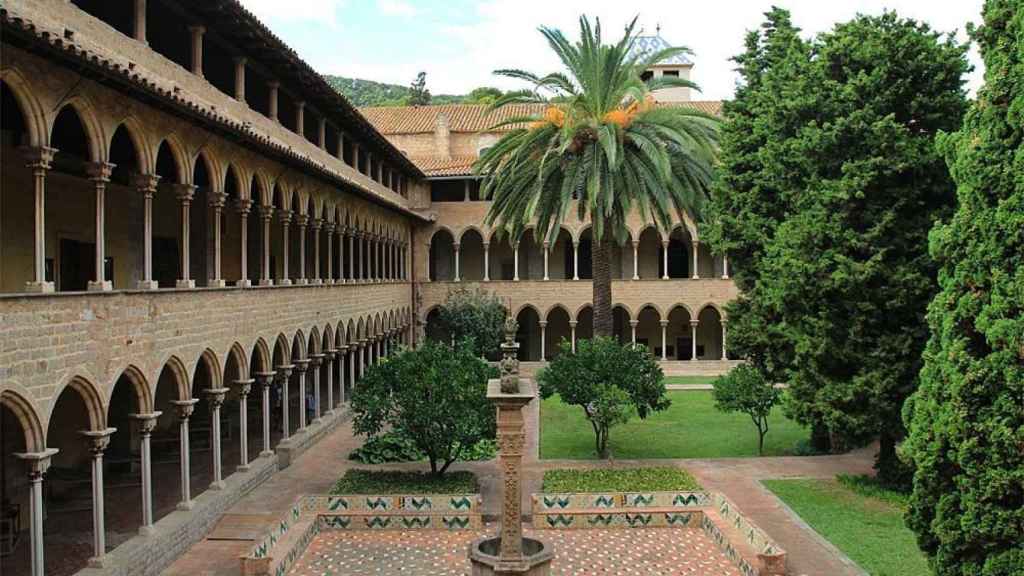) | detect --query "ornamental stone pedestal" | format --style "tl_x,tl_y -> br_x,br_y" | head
469,318 -> 552,576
